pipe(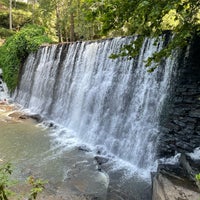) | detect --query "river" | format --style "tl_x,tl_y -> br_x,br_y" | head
0,104 -> 151,200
